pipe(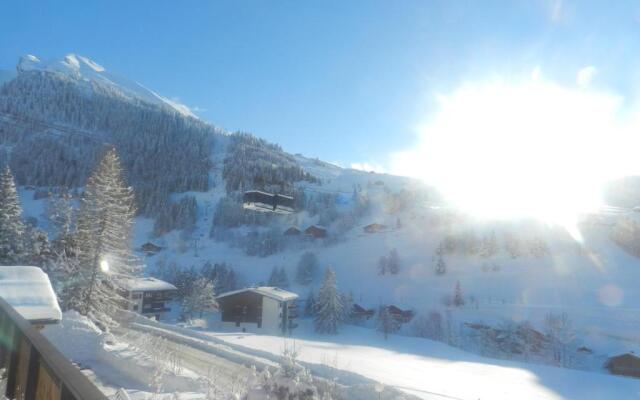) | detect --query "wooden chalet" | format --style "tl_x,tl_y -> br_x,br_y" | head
363,223 -> 387,233
385,305 -> 415,323
140,242 -> 163,253
304,225 -> 327,238
284,226 -> 302,236
217,287 -> 299,335
605,352 -> 640,378
351,303 -> 375,320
